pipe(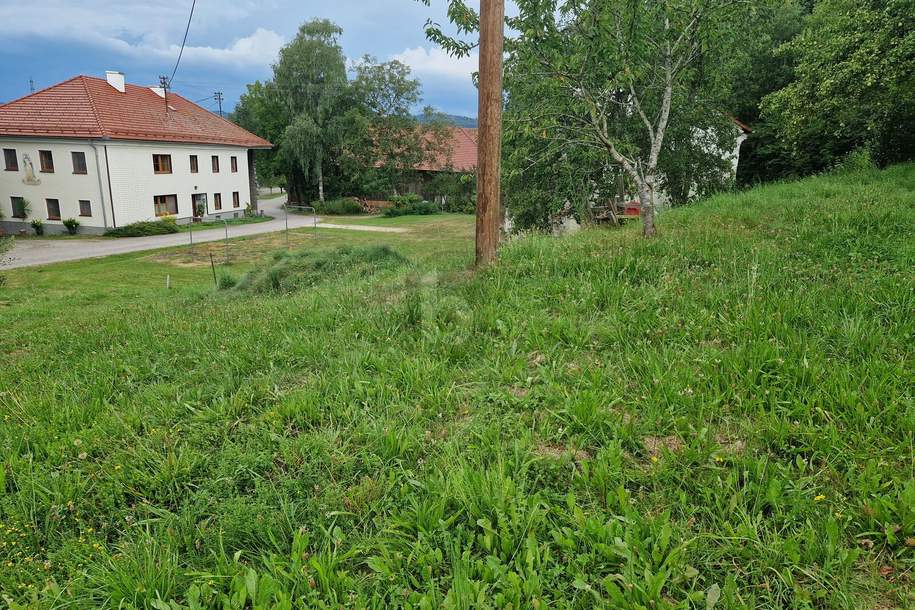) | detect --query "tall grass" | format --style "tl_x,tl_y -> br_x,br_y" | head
0,164 -> 912,608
